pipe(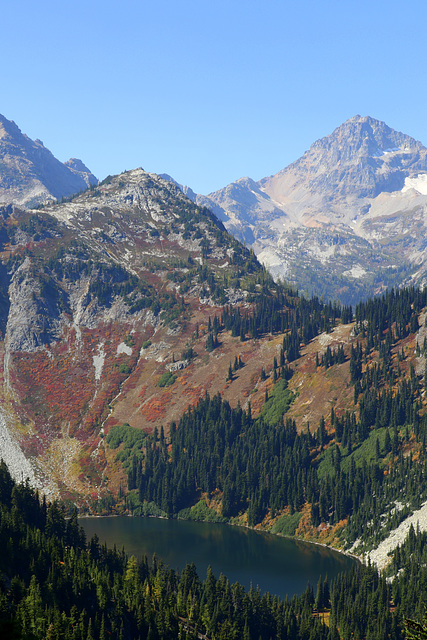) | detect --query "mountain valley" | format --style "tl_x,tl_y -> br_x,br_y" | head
0,115 -> 425,547
2,113 -> 427,639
